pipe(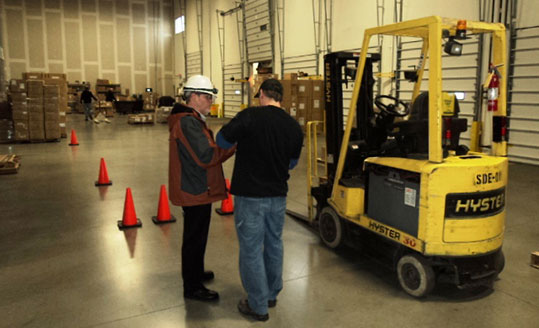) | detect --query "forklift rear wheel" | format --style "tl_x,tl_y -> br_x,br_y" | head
397,253 -> 435,298
495,250 -> 505,275
318,207 -> 344,249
